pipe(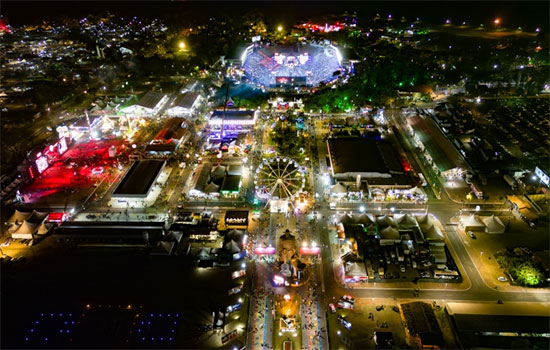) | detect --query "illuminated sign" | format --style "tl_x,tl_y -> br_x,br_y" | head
254,246 -> 276,255
57,137 -> 68,155
299,246 -> 321,255
35,155 -> 49,173
273,275 -> 285,285
535,167 -> 549,186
